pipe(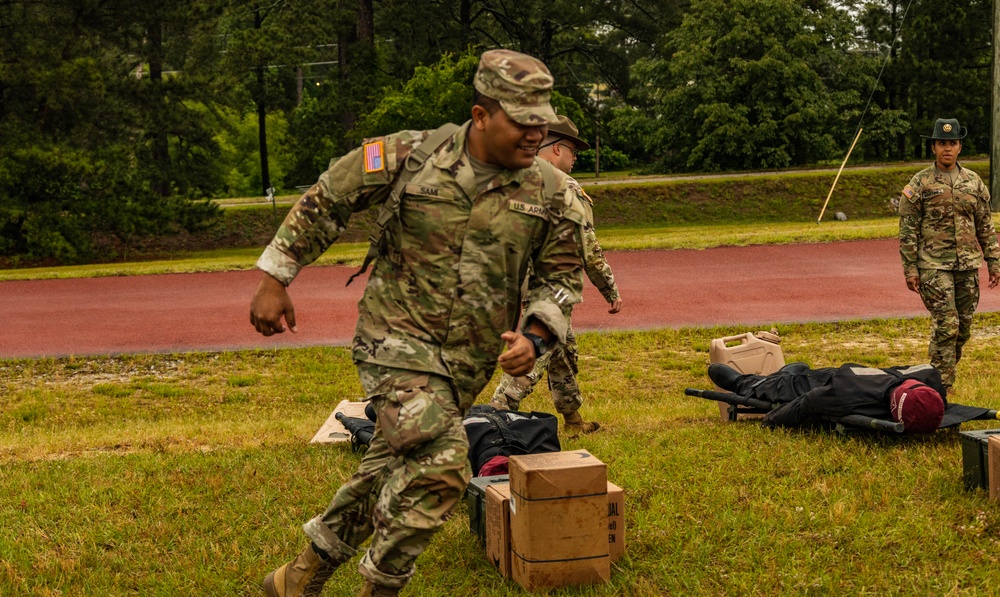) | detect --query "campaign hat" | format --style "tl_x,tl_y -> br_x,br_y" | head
546,115 -> 590,150
921,118 -> 967,141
